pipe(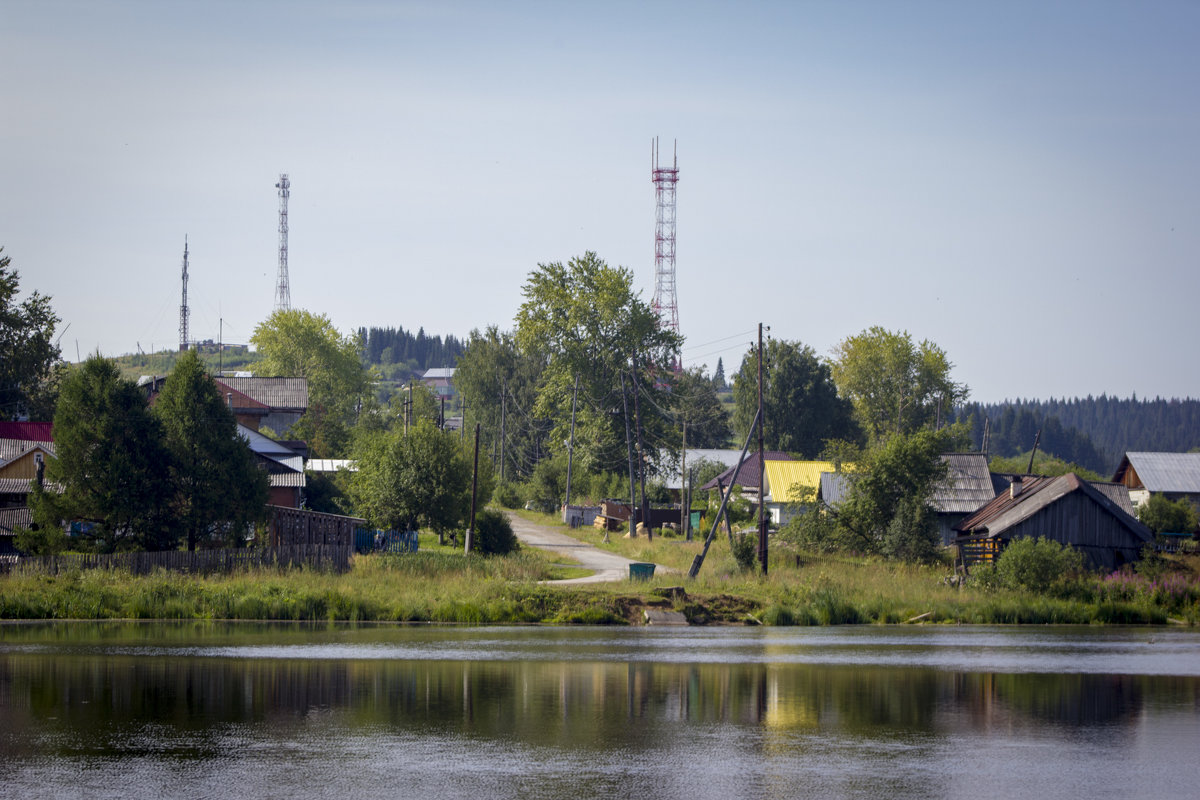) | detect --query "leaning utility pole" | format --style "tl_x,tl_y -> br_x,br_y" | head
688,409 -> 760,579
